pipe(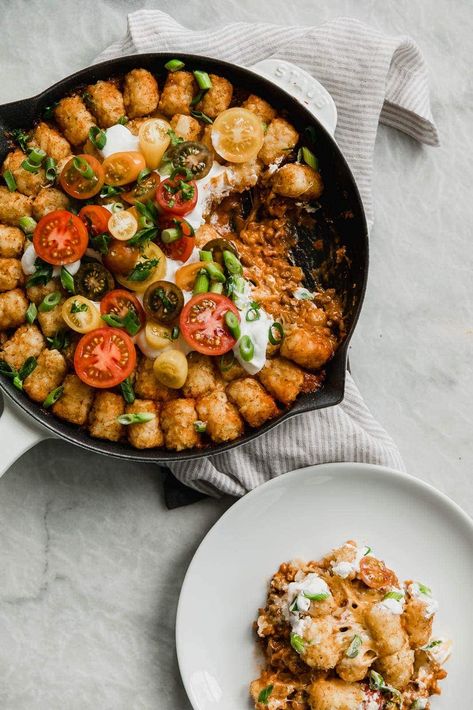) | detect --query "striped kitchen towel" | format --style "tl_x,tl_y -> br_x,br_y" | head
96,11 -> 437,497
